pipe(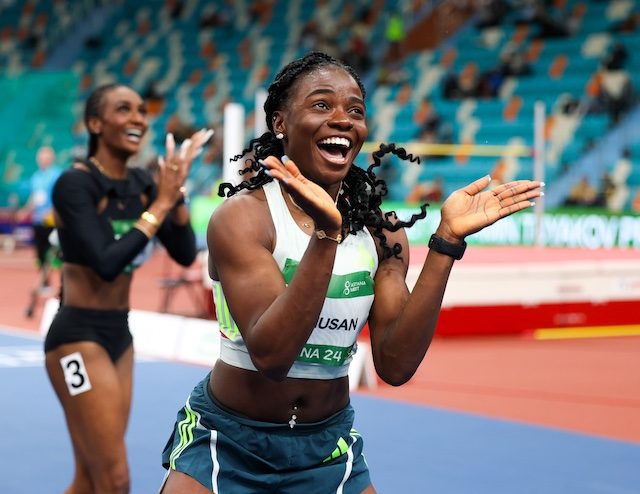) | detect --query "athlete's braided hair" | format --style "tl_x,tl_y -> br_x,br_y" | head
218,52 -> 428,259
84,83 -> 128,158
